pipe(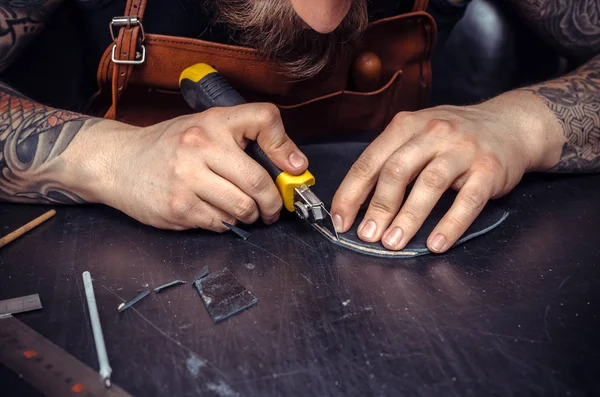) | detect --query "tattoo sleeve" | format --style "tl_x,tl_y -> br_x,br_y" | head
0,0 -> 92,204
507,0 -> 600,61
509,0 -> 600,173
0,0 -> 64,71
0,83 -> 96,204
525,55 -> 600,172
